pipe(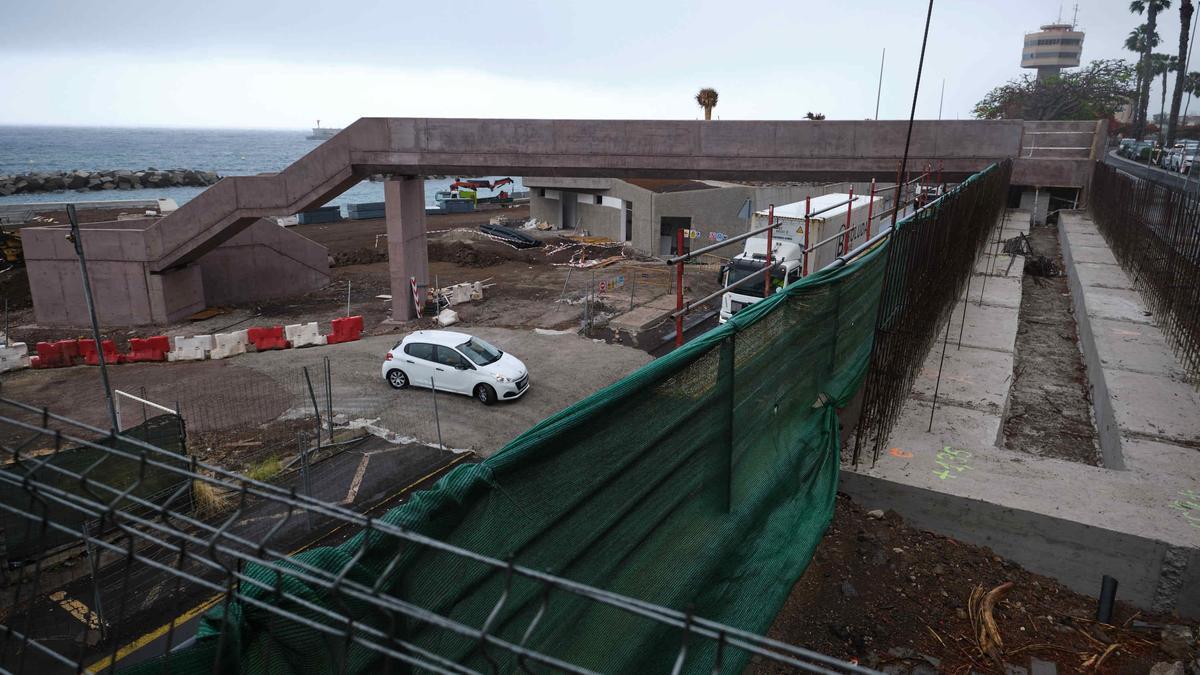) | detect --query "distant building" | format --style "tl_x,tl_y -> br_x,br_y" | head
1153,113 -> 1200,127
1021,23 -> 1085,81
523,177 -> 896,257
